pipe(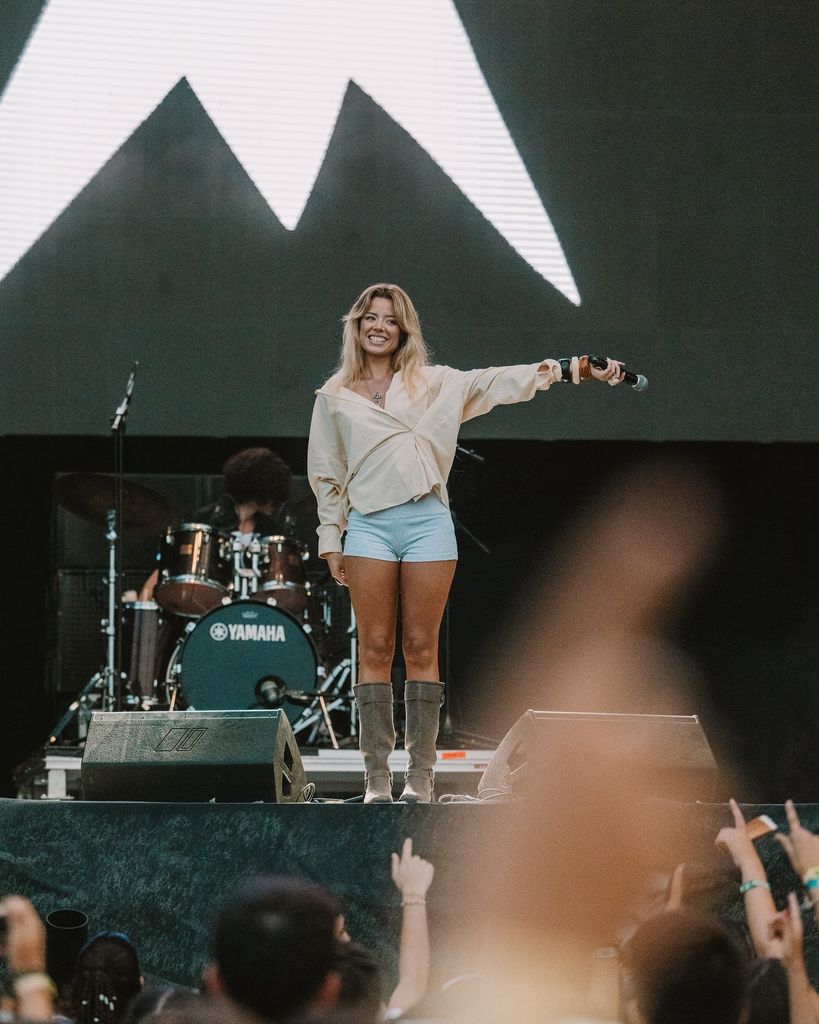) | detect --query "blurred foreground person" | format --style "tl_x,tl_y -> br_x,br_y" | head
455,462 -> 730,1021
